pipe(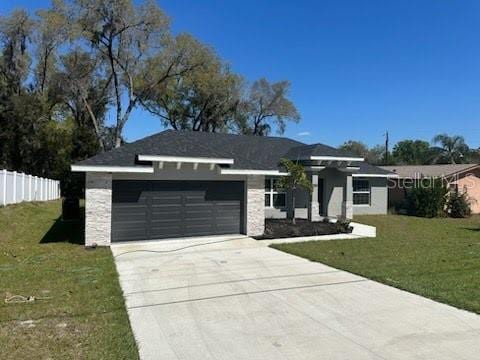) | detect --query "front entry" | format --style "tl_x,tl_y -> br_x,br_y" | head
318,178 -> 324,216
